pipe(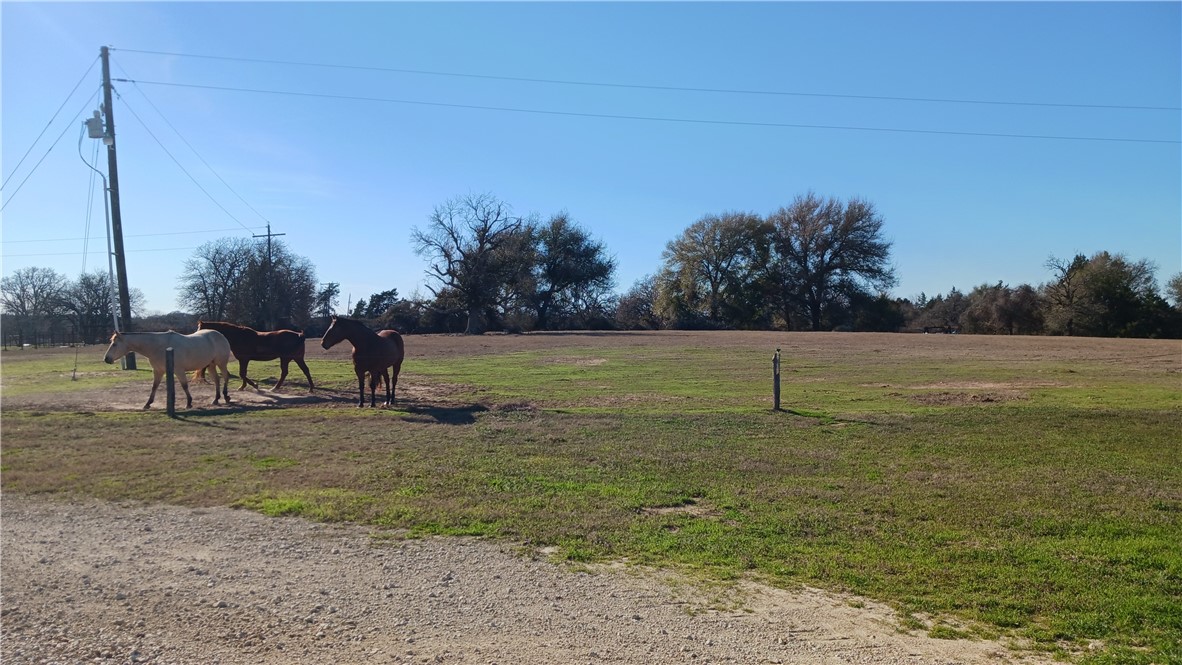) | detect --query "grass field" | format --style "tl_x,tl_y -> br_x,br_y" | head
2,331 -> 1179,663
